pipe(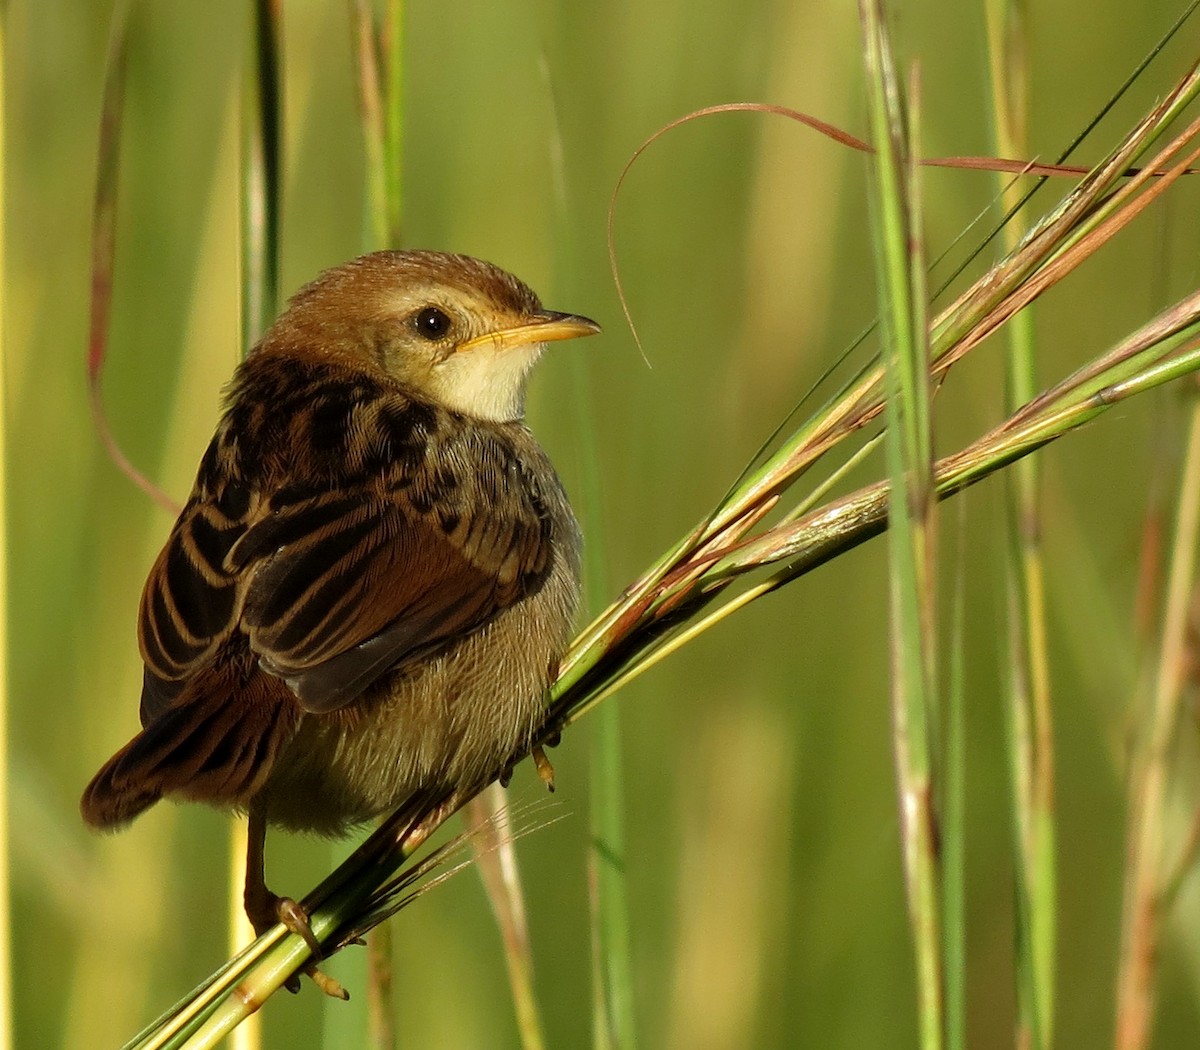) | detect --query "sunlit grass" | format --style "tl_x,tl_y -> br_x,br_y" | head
9,2 -> 1200,1048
